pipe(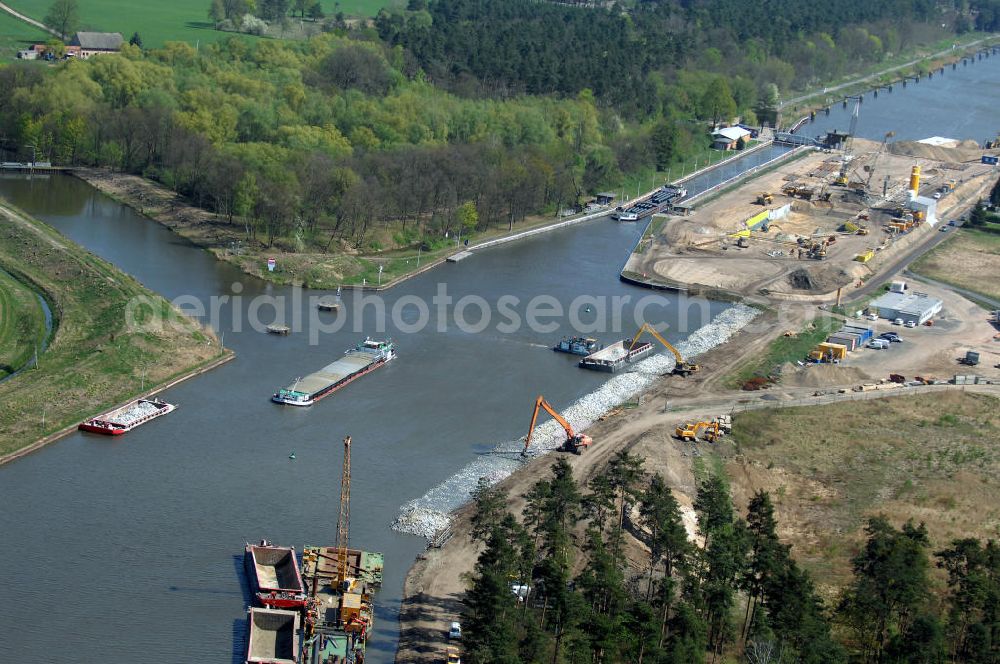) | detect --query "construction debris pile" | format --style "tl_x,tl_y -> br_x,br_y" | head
391,304 -> 760,540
